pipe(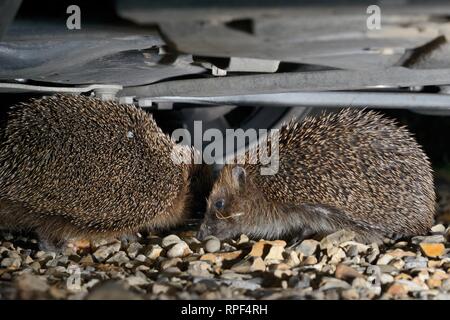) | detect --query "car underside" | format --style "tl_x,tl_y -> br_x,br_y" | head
1,0 -> 450,158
